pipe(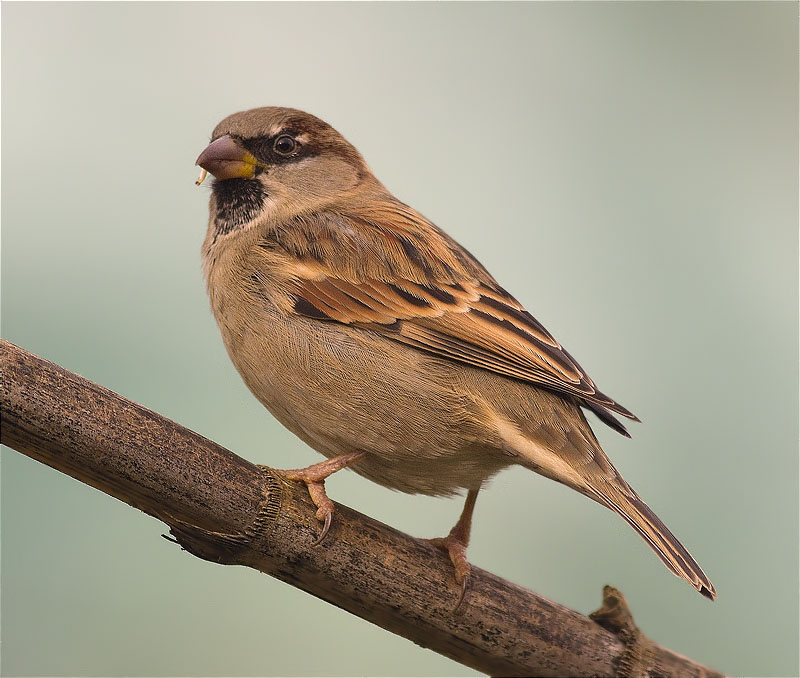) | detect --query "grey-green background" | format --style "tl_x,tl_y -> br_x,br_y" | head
2,2 -> 797,676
